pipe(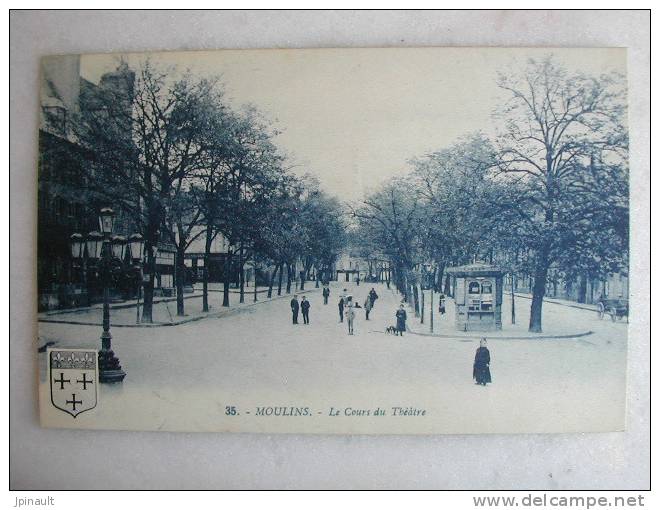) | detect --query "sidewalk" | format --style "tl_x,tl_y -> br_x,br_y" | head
40,284 -> 275,317
38,285 -> 321,327
400,290 -> 596,340
513,292 -> 599,312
